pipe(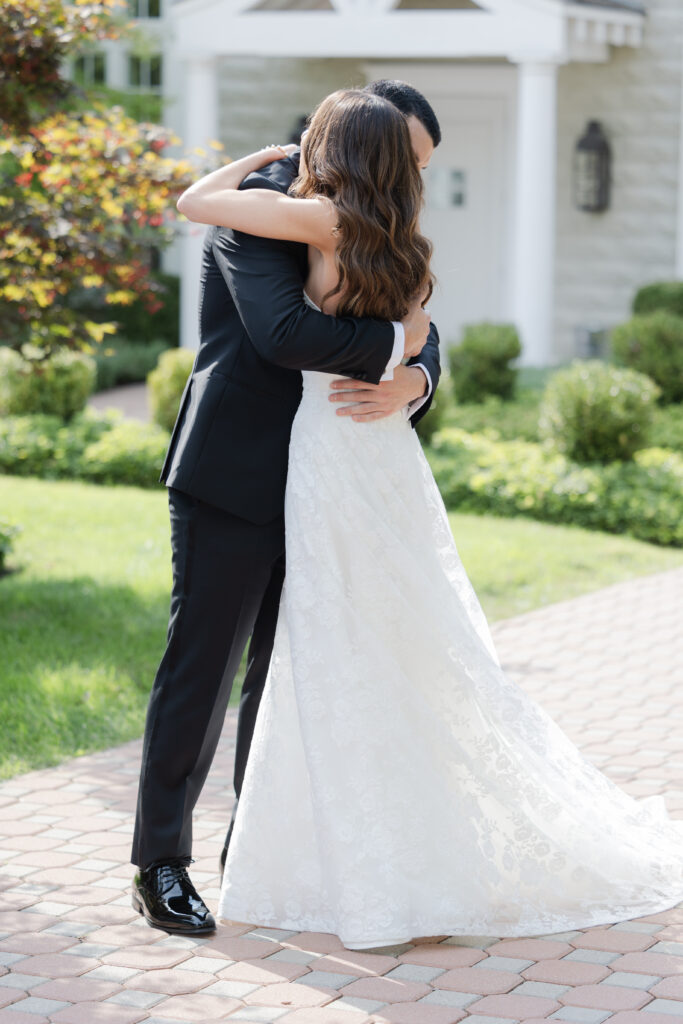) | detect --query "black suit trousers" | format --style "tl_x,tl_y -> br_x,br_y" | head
130,487 -> 285,869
